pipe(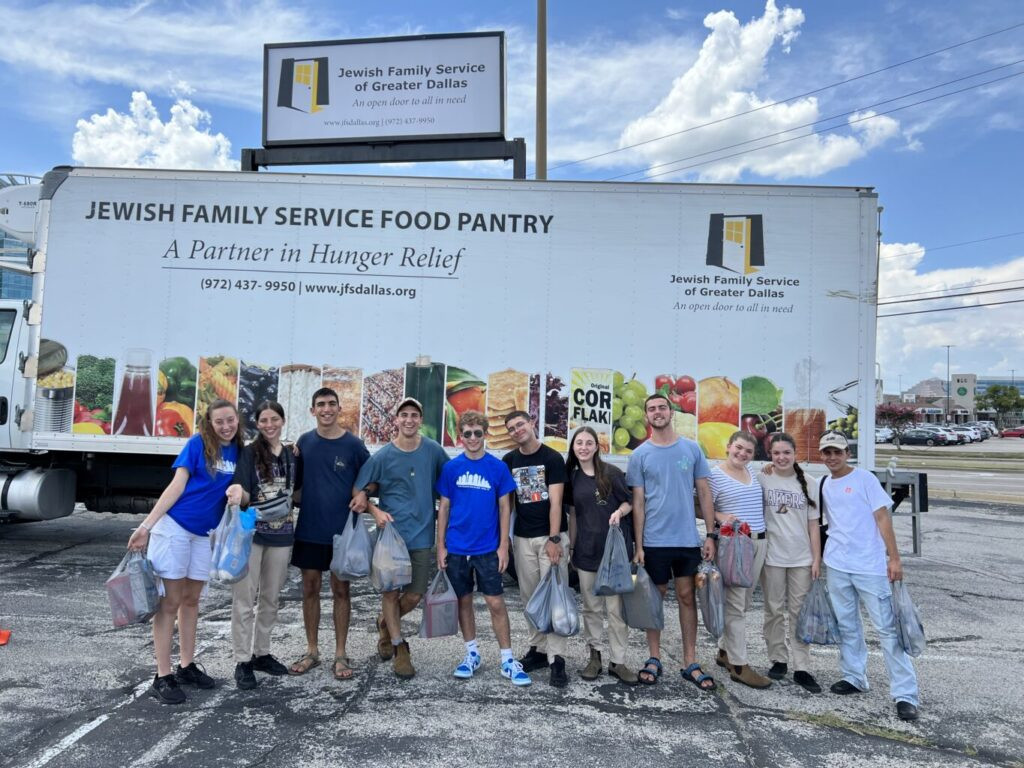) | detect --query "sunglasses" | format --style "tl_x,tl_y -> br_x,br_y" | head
461,429 -> 484,439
